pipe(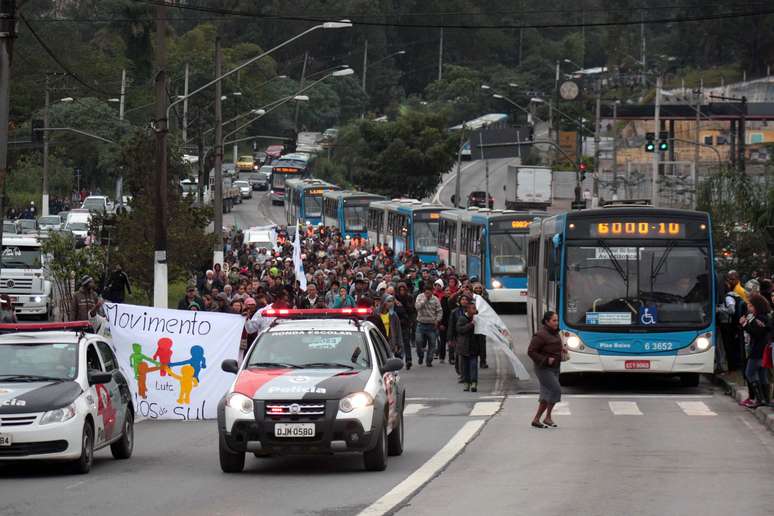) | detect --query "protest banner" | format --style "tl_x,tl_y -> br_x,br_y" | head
104,303 -> 243,420
473,295 -> 531,380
